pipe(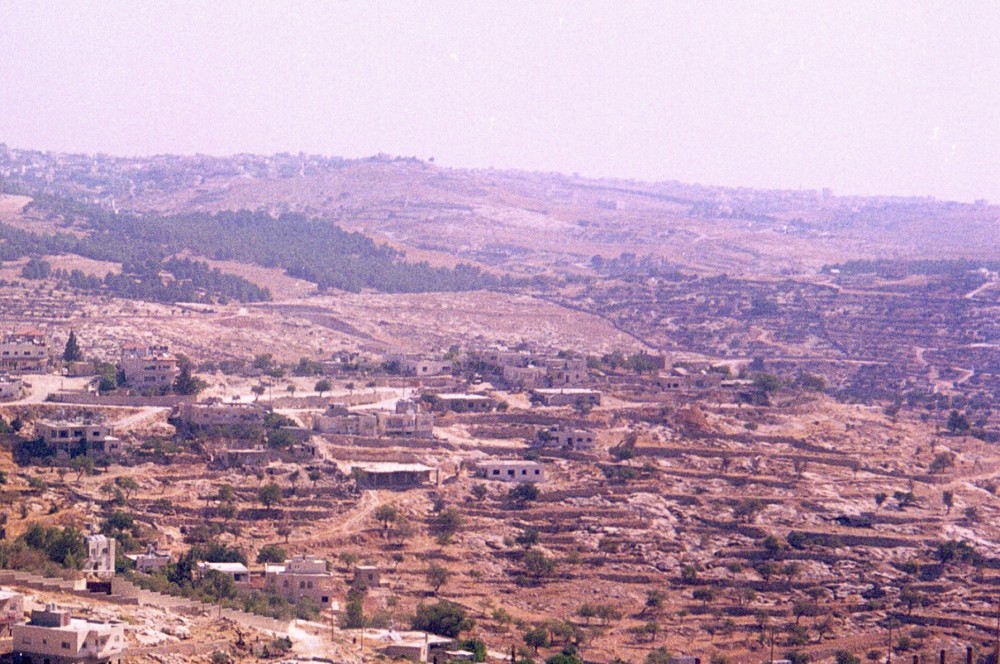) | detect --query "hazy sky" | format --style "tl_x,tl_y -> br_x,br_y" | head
2,1 -> 998,202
